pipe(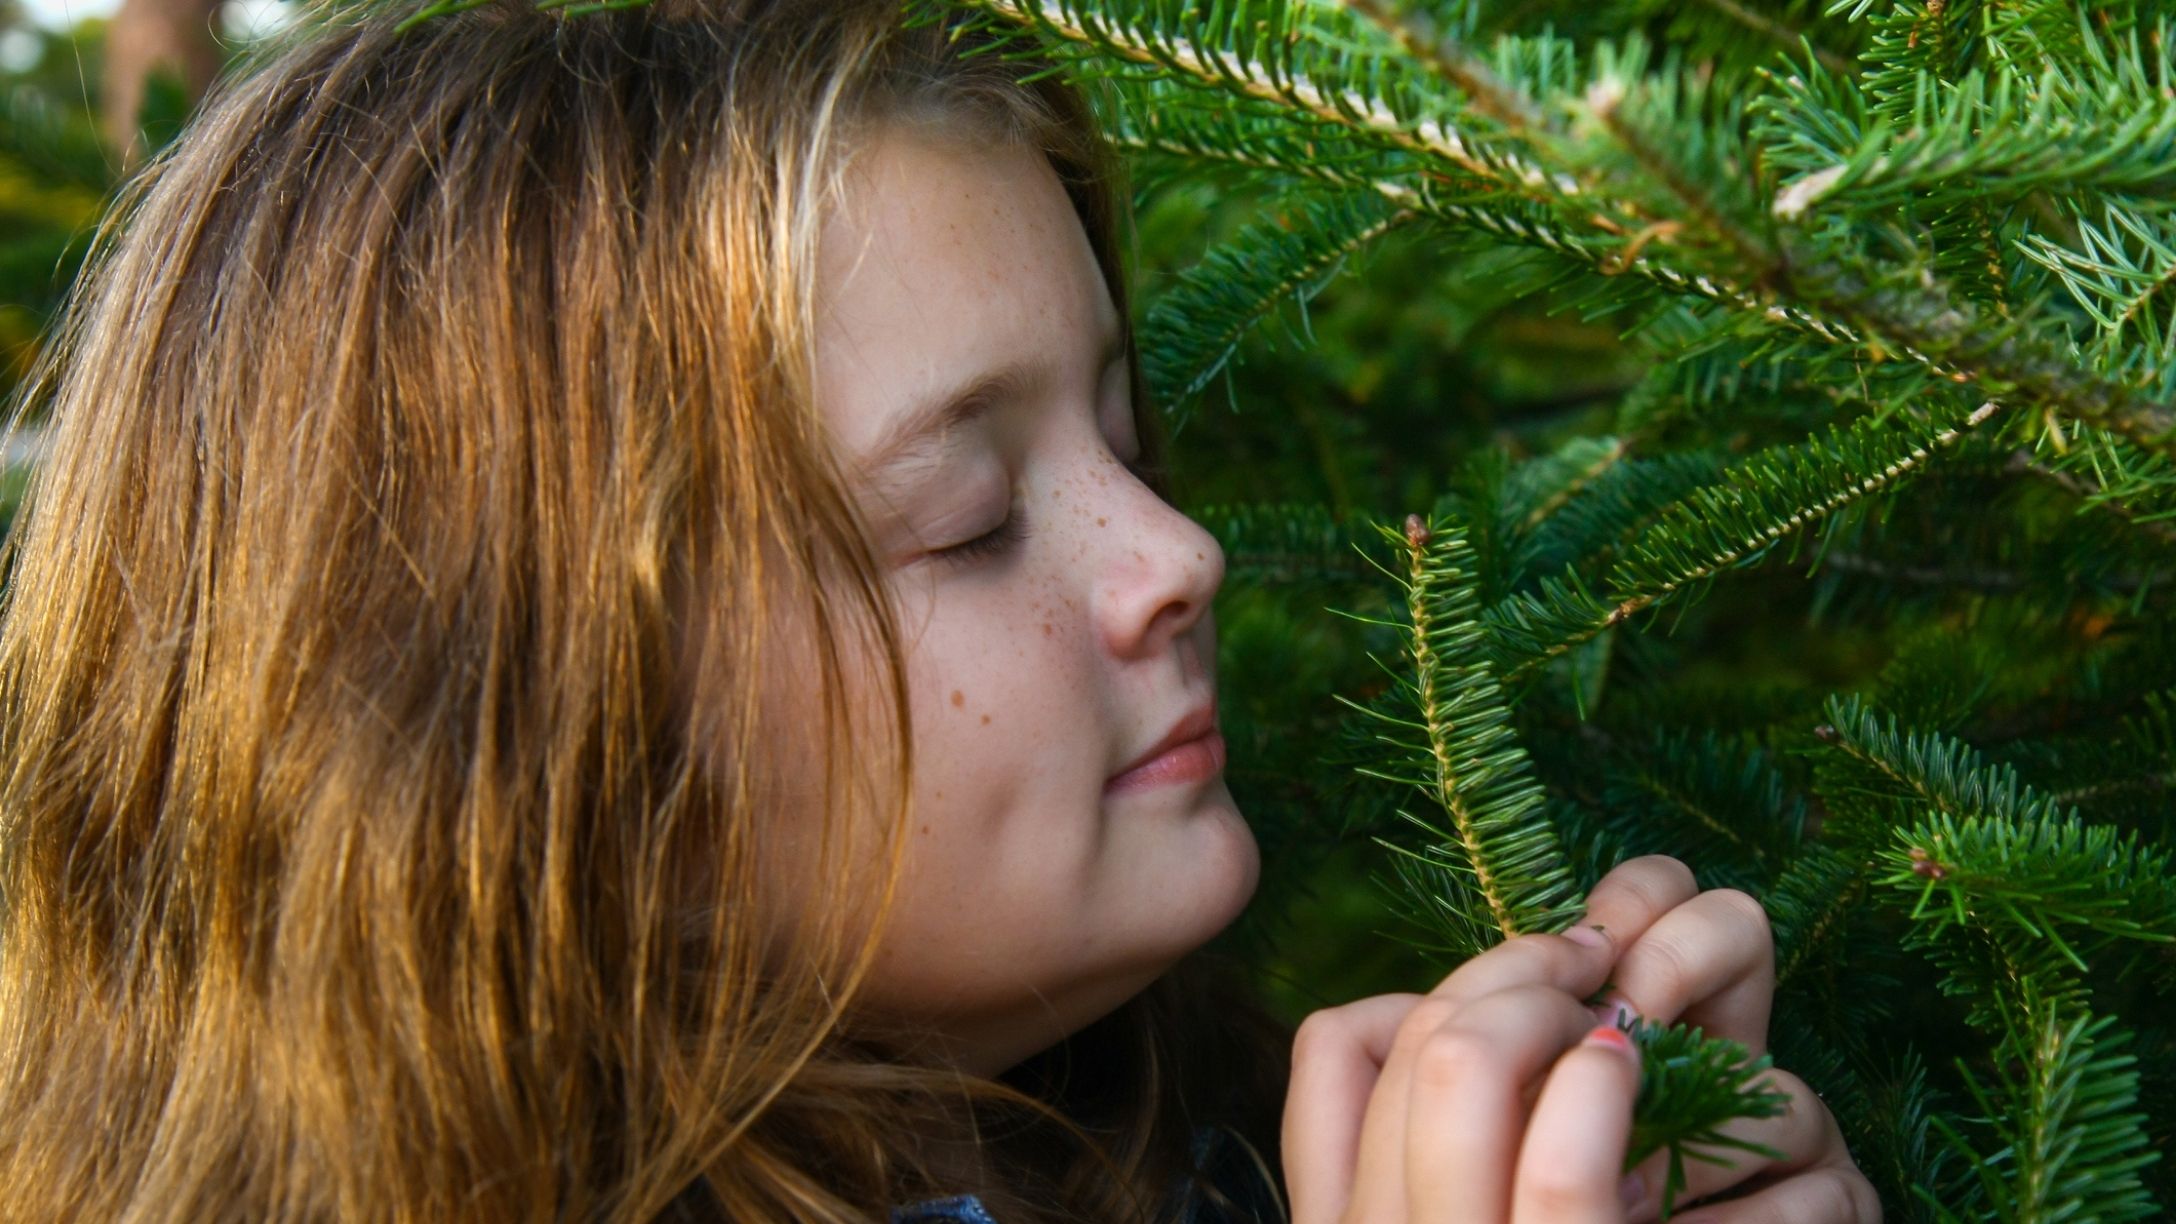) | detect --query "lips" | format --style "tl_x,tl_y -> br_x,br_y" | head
1106,700 -> 1223,793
